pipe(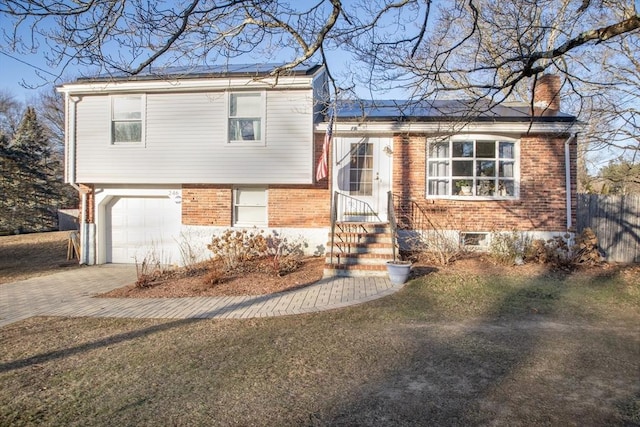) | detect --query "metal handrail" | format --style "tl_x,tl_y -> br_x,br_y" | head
391,193 -> 443,243
335,192 -> 382,222
329,191 -> 338,265
328,191 -> 383,266
387,191 -> 398,261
